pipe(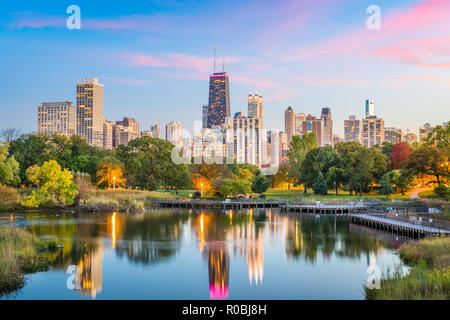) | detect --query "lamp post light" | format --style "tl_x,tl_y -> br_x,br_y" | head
113,176 -> 116,191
